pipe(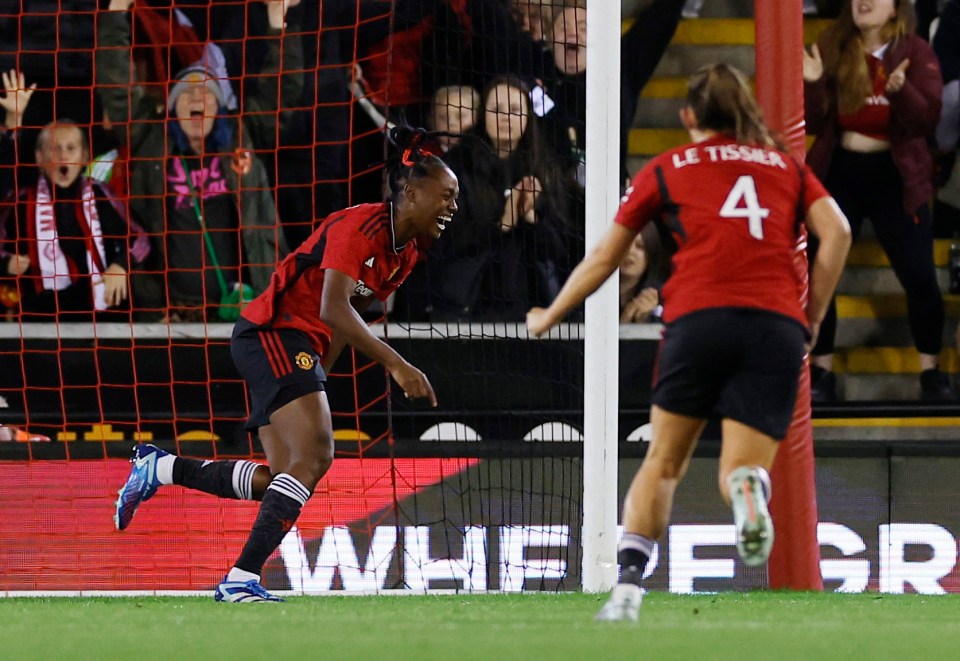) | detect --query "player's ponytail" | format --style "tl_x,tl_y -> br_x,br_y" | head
685,63 -> 783,150
386,125 -> 451,199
